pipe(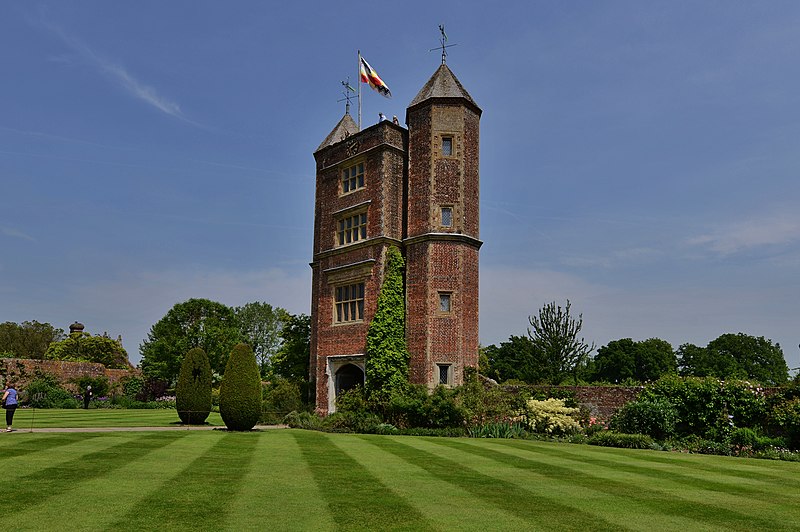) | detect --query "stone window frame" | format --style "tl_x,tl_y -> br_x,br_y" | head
442,136 -> 453,156
436,363 -> 454,386
439,205 -> 454,228
340,160 -> 365,195
333,281 -> 365,324
437,132 -> 458,159
336,210 -> 368,247
437,291 -> 453,314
